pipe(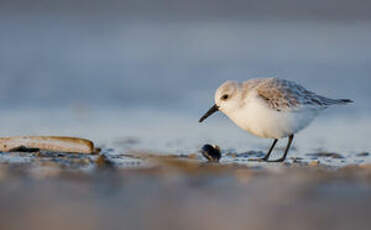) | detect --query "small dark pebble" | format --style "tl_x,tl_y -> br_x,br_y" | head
95,154 -> 115,169
201,144 -> 222,162
93,148 -> 102,155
